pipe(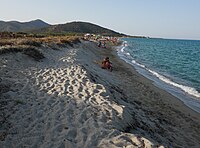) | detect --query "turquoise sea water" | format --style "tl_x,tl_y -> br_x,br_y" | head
117,38 -> 200,113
